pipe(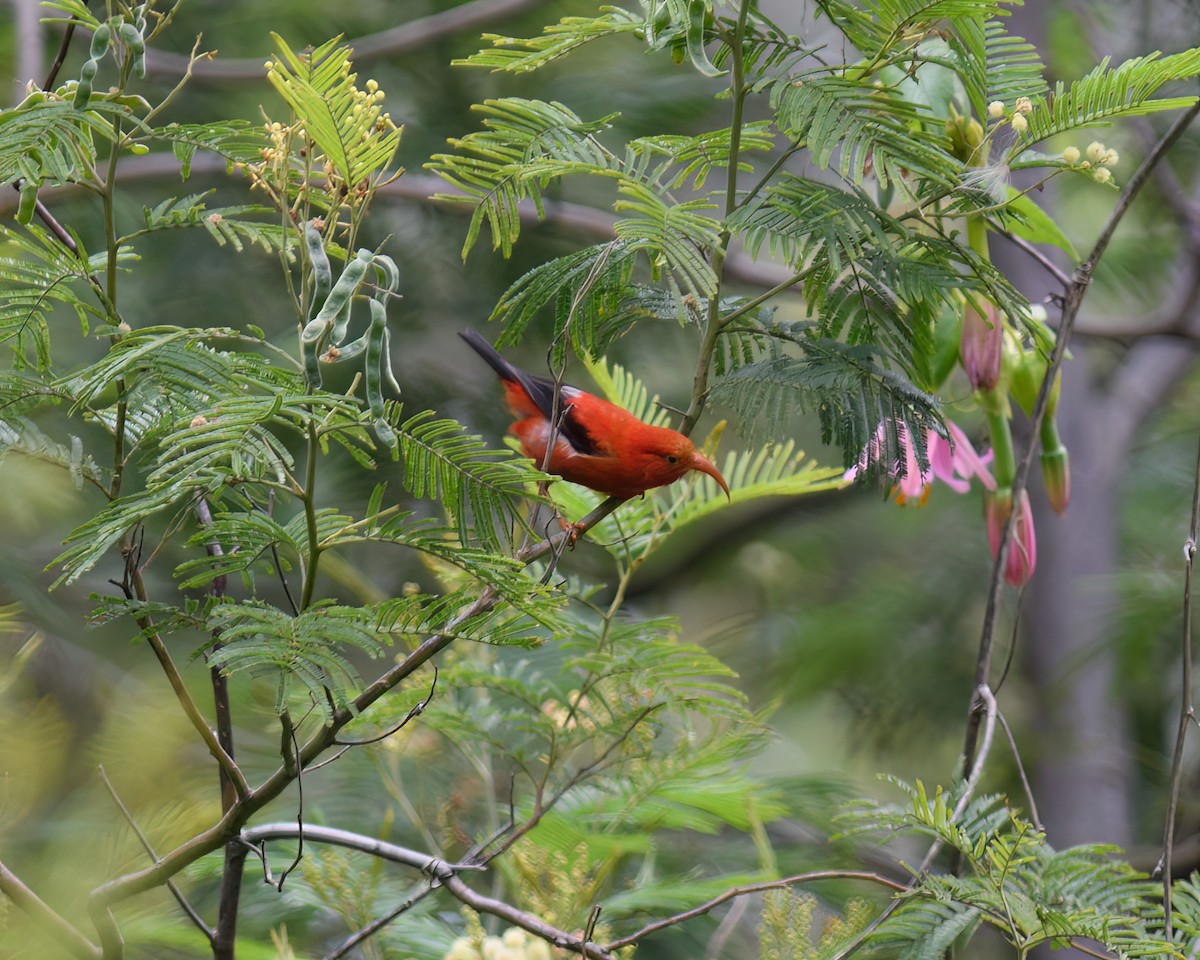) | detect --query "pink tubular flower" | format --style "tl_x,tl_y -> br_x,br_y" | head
961,301 -> 1003,392
845,420 -> 995,504
985,488 -> 1037,586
